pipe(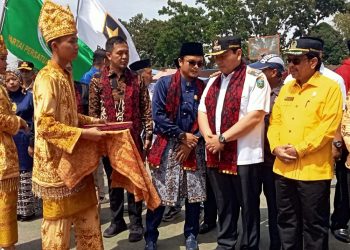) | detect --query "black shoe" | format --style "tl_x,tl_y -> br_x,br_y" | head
199,222 -> 216,234
129,225 -> 144,242
145,241 -> 157,250
103,223 -> 127,238
186,234 -> 199,250
162,206 -> 182,222
332,228 -> 350,243
17,214 -> 35,222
